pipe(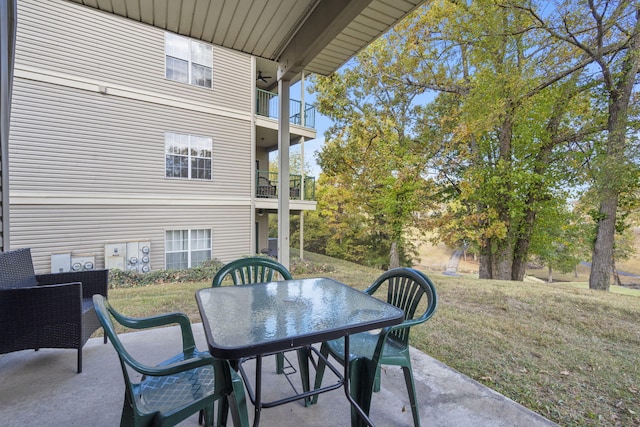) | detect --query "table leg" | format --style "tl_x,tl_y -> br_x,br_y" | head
343,336 -> 377,427
253,355 -> 263,427
296,346 -> 312,407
